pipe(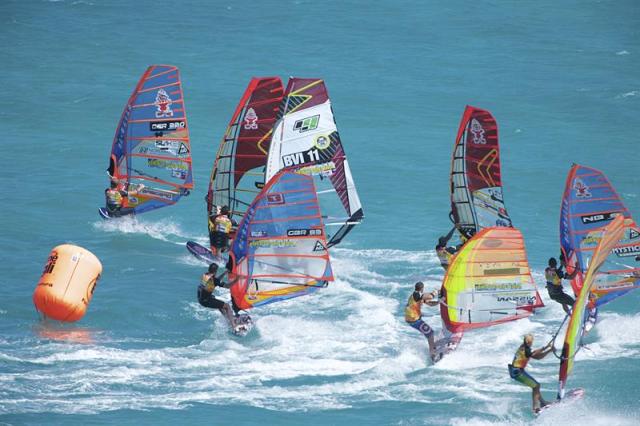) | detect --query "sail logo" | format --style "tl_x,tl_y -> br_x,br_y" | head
244,108 -> 259,130
581,212 -> 618,224
287,228 -> 323,237
154,89 -> 174,118
266,193 -> 285,205
150,120 -> 186,131
612,245 -> 640,257
293,115 -> 320,133
313,241 -> 327,252
573,177 -> 591,198
630,229 -> 640,240
470,119 -> 486,144
314,135 -> 331,150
